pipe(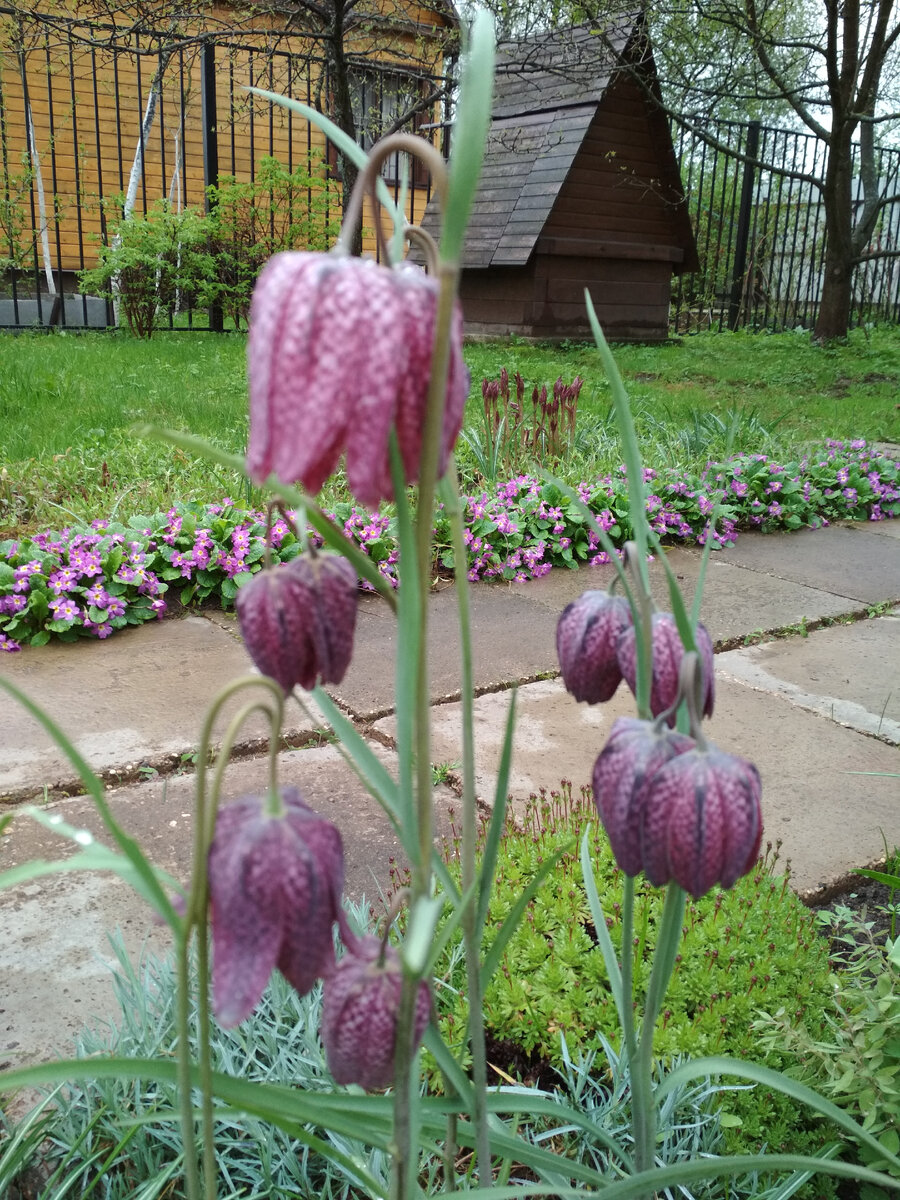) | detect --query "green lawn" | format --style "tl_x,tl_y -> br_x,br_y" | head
1,326 -> 898,536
